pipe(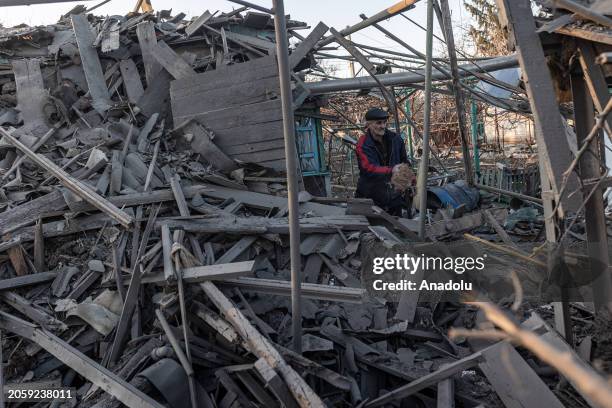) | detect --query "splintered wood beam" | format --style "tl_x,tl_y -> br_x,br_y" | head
71,14 -> 111,114
0,311 -> 164,408
151,40 -> 196,80
11,58 -> 49,136
0,128 -> 133,228
108,206 -> 159,363
119,59 -> 145,103
552,0 -> 612,28
288,22 -> 329,69
182,121 -> 238,173
161,223 -> 175,283
496,0 -> 580,212
185,10 -> 213,38
218,277 -> 365,303
199,280 -> 325,408
577,40 -> 612,134
142,261 -> 254,284
136,21 -> 162,86
0,272 -> 56,291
